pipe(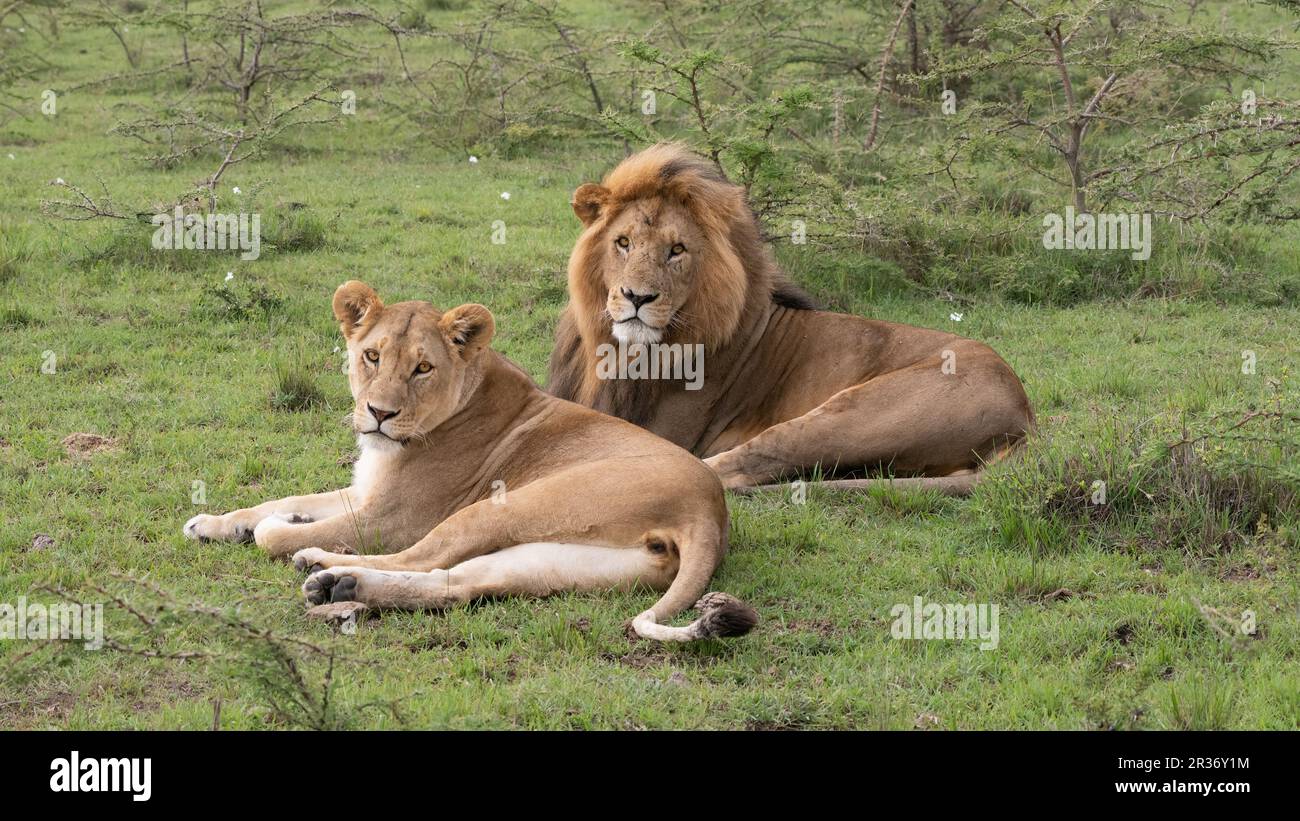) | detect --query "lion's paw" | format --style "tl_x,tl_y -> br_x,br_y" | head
303,569 -> 360,605
292,547 -> 332,573
183,513 -> 252,543
251,512 -> 313,547
702,455 -> 757,490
